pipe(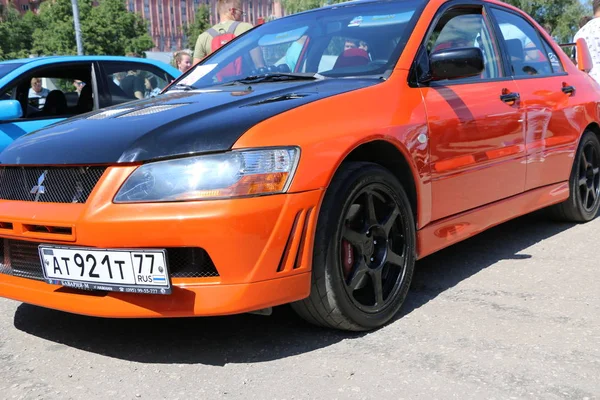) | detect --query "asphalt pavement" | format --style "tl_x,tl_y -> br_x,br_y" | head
1,210 -> 599,400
